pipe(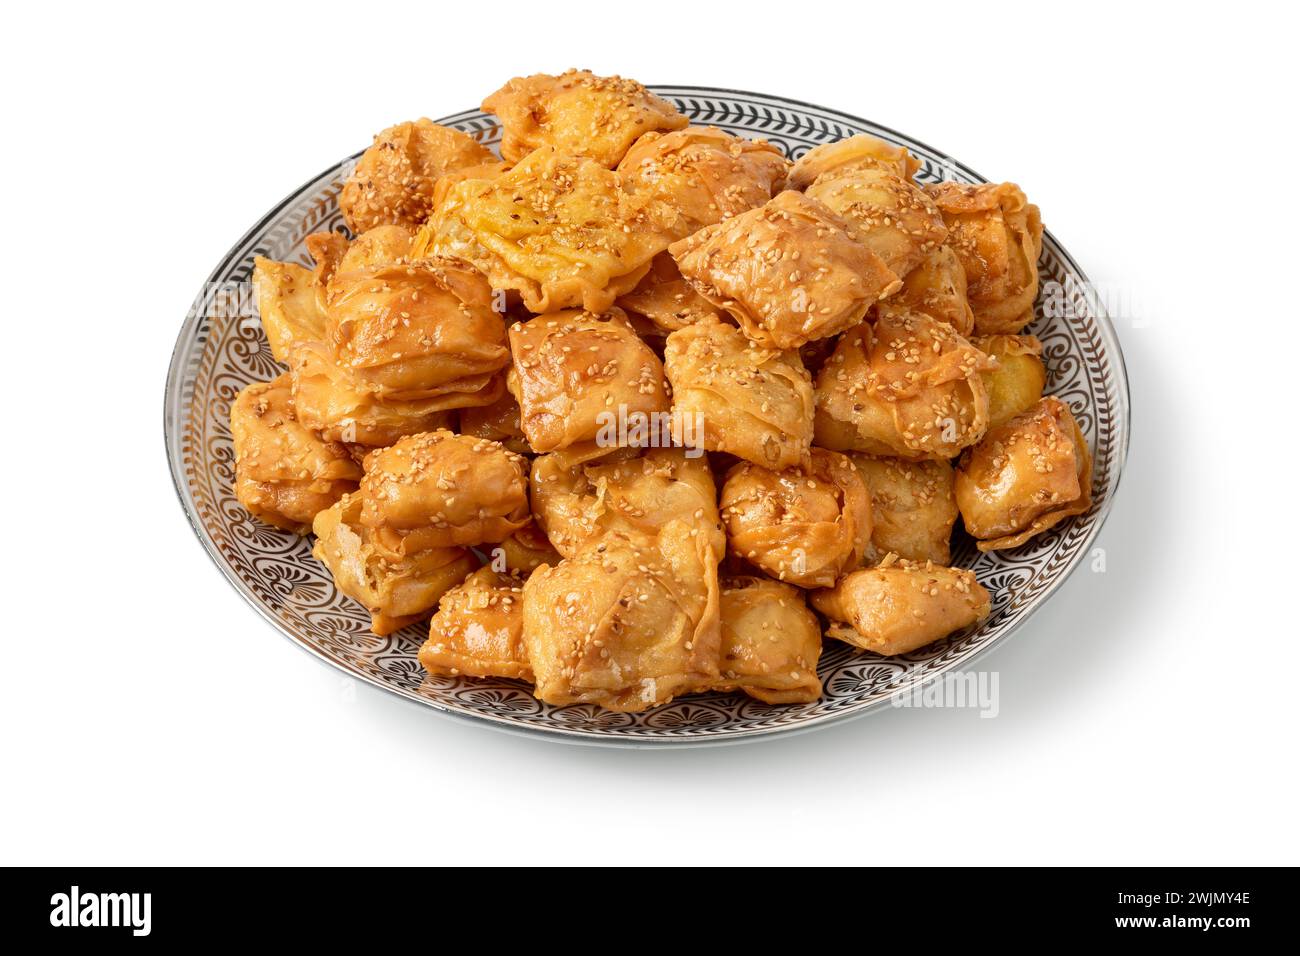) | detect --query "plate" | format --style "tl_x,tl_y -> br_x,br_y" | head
165,87 -> 1130,746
